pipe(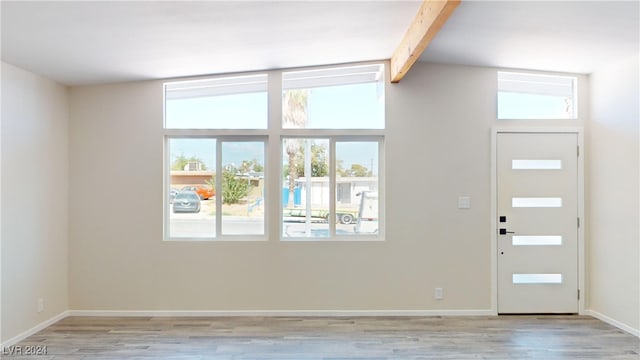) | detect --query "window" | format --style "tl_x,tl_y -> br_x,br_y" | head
281,138 -> 381,239
511,197 -> 563,208
167,138 -> 216,239
512,273 -> 563,284
497,72 -> 577,119
165,74 -> 268,129
164,75 -> 268,241
281,65 -> 384,240
512,236 -> 563,246
282,65 -> 384,129
512,159 -> 562,170
166,138 -> 266,240
164,63 -> 385,241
